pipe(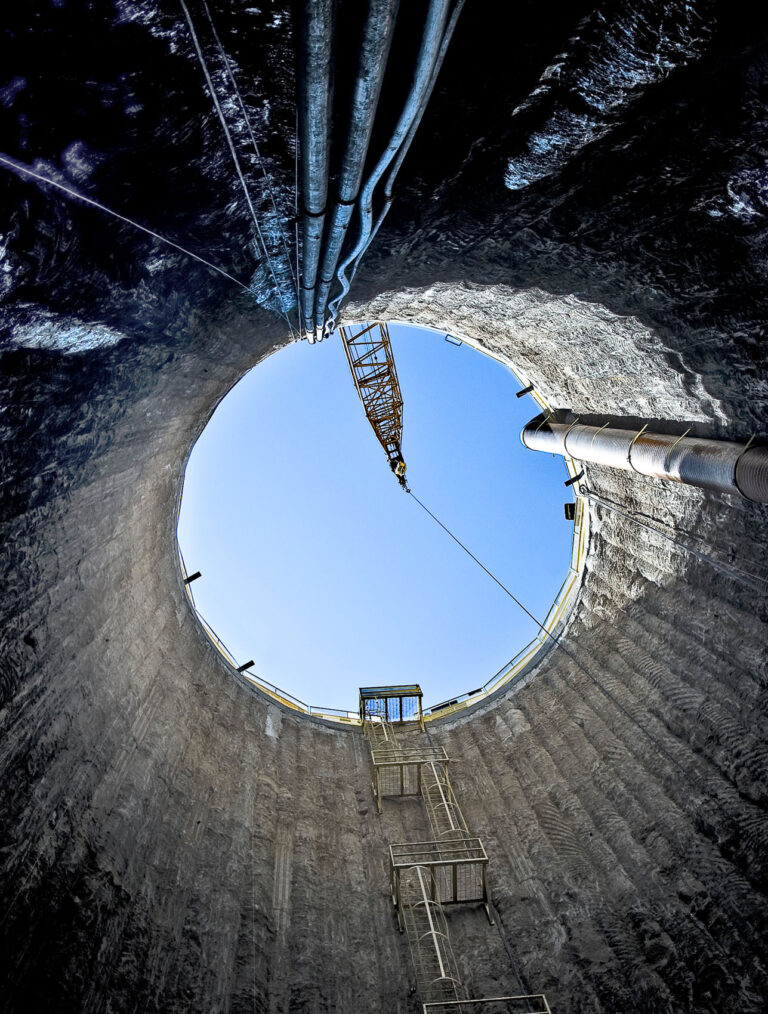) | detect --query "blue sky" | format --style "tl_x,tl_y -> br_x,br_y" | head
177,323 -> 574,711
